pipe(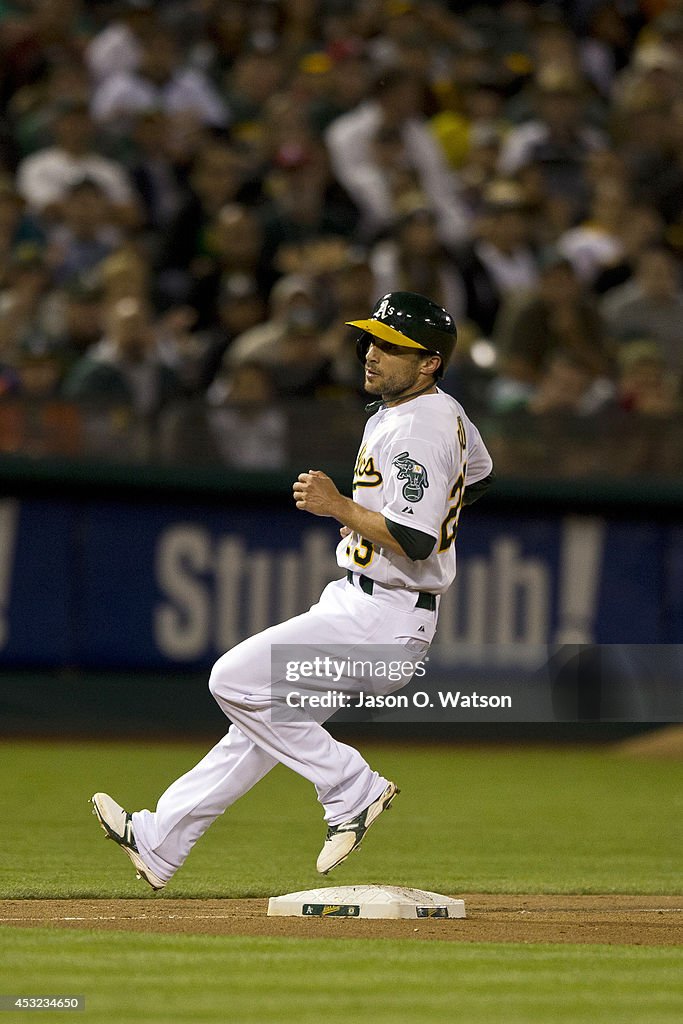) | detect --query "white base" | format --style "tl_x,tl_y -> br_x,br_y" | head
267,884 -> 466,919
